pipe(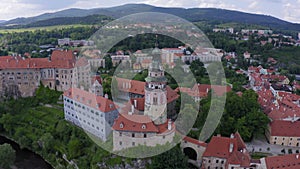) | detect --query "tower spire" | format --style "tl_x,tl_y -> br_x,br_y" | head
155,34 -> 158,48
